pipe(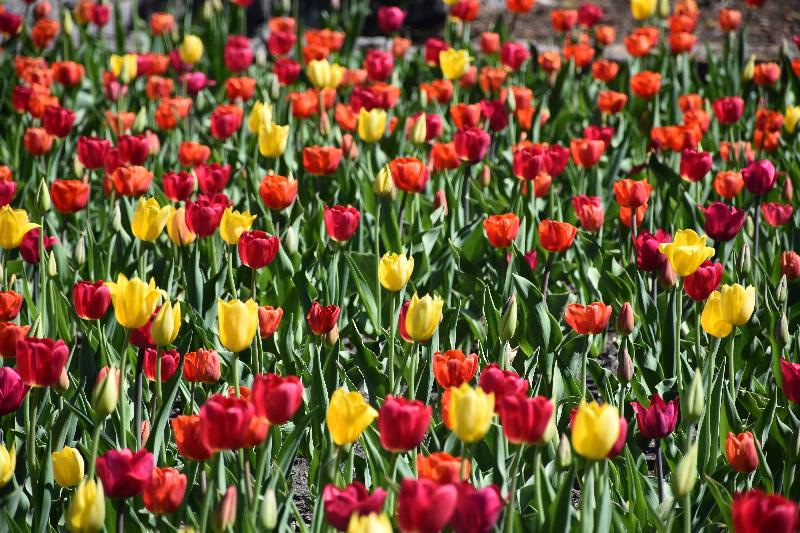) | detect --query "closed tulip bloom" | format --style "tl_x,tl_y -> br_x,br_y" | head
630,71 -> 661,99
323,482 -> 387,531
684,261 -> 723,301
539,219 -> 578,252
732,490 -> 798,533
499,394 -> 554,444
448,482 -> 505,533
259,174 -> 298,210
183,349 -> 221,383
142,467 -> 186,515
0,367 -> 27,414
347,513 -> 392,533
631,393 -> 679,440
762,202 -> 794,227
634,230 -> 671,271
613,178 -> 653,208
258,122 -> 290,158
680,149 -> 713,182
67,479 -> 105,533
726,432 -> 758,473
258,306 -> 283,338
719,284 -> 755,326
631,0 -> 656,20
91,366 -> 120,419
238,230 -> 280,269
483,213 -> 520,248
185,194 -> 229,237
389,157 -> 430,193
131,197 -> 170,242
478,364 -> 528,408
781,251 -> 800,281
166,207 -> 196,246
213,486 -> 238,531
712,96 -> 745,125
742,159 -> 776,195
51,179 -> 90,214
357,108 -> 387,143
161,171 -> 195,202
52,447 -> 84,487
178,34 -> 203,65
658,229 -> 715,277
378,395 -> 432,452
95,448 -> 154,498
564,302 -> 612,335
324,205 -> 361,242
785,106 -> 800,134
454,127 -> 491,164
106,274 -> 163,329
405,293 -> 444,342
449,383 -> 494,443
326,388 -> 379,446
397,478 -> 458,533
218,207 -> 256,245
417,452 -> 465,484
110,53 -> 138,82
573,195 -> 604,232
303,146 -> 343,176
701,291 -> 733,338
378,252 -> 414,291
16,337 -> 69,387
307,301 -> 340,335
570,138 -> 605,168
199,394 -> 256,450
440,48 -> 470,80
171,415 -> 213,461
571,401 -> 621,460
196,163 -> 231,195
217,298 -> 259,352
700,202 -> 746,242
150,301 -> 181,346
0,206 -> 40,249
780,358 -> 800,403
252,373 -> 304,424
307,59 -> 345,89
433,350 -> 479,388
